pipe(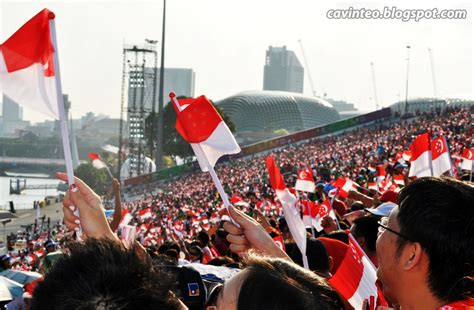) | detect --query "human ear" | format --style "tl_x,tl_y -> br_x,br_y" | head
402,242 -> 423,271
